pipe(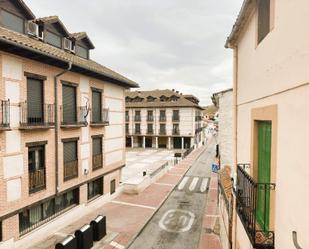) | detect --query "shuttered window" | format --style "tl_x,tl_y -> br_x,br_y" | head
76,45 -> 89,59
62,84 -> 77,124
92,91 -> 102,123
92,137 -> 102,156
45,31 -> 62,48
27,78 -> 43,124
63,141 -> 77,163
258,0 -> 271,43
1,10 -> 24,33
